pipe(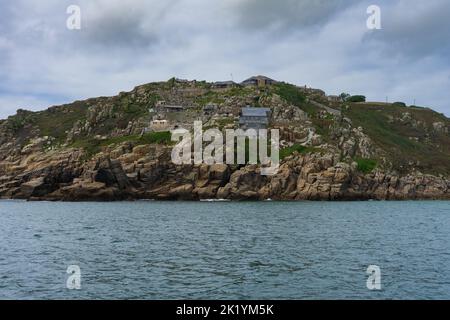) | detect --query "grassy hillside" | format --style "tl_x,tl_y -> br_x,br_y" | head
343,103 -> 450,174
